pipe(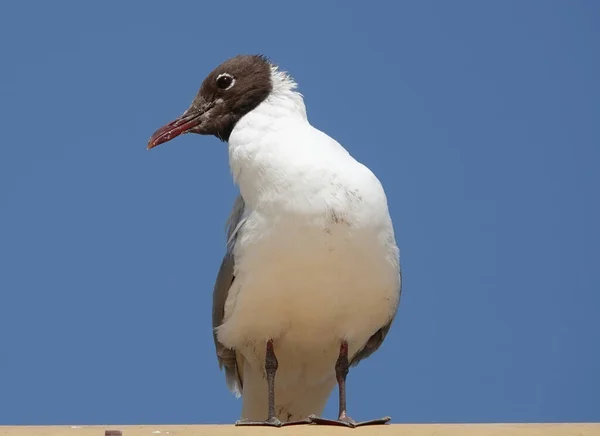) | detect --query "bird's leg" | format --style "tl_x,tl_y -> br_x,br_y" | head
235,340 -> 282,427
336,341 -> 351,422
235,340 -> 311,427
309,341 -> 391,428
